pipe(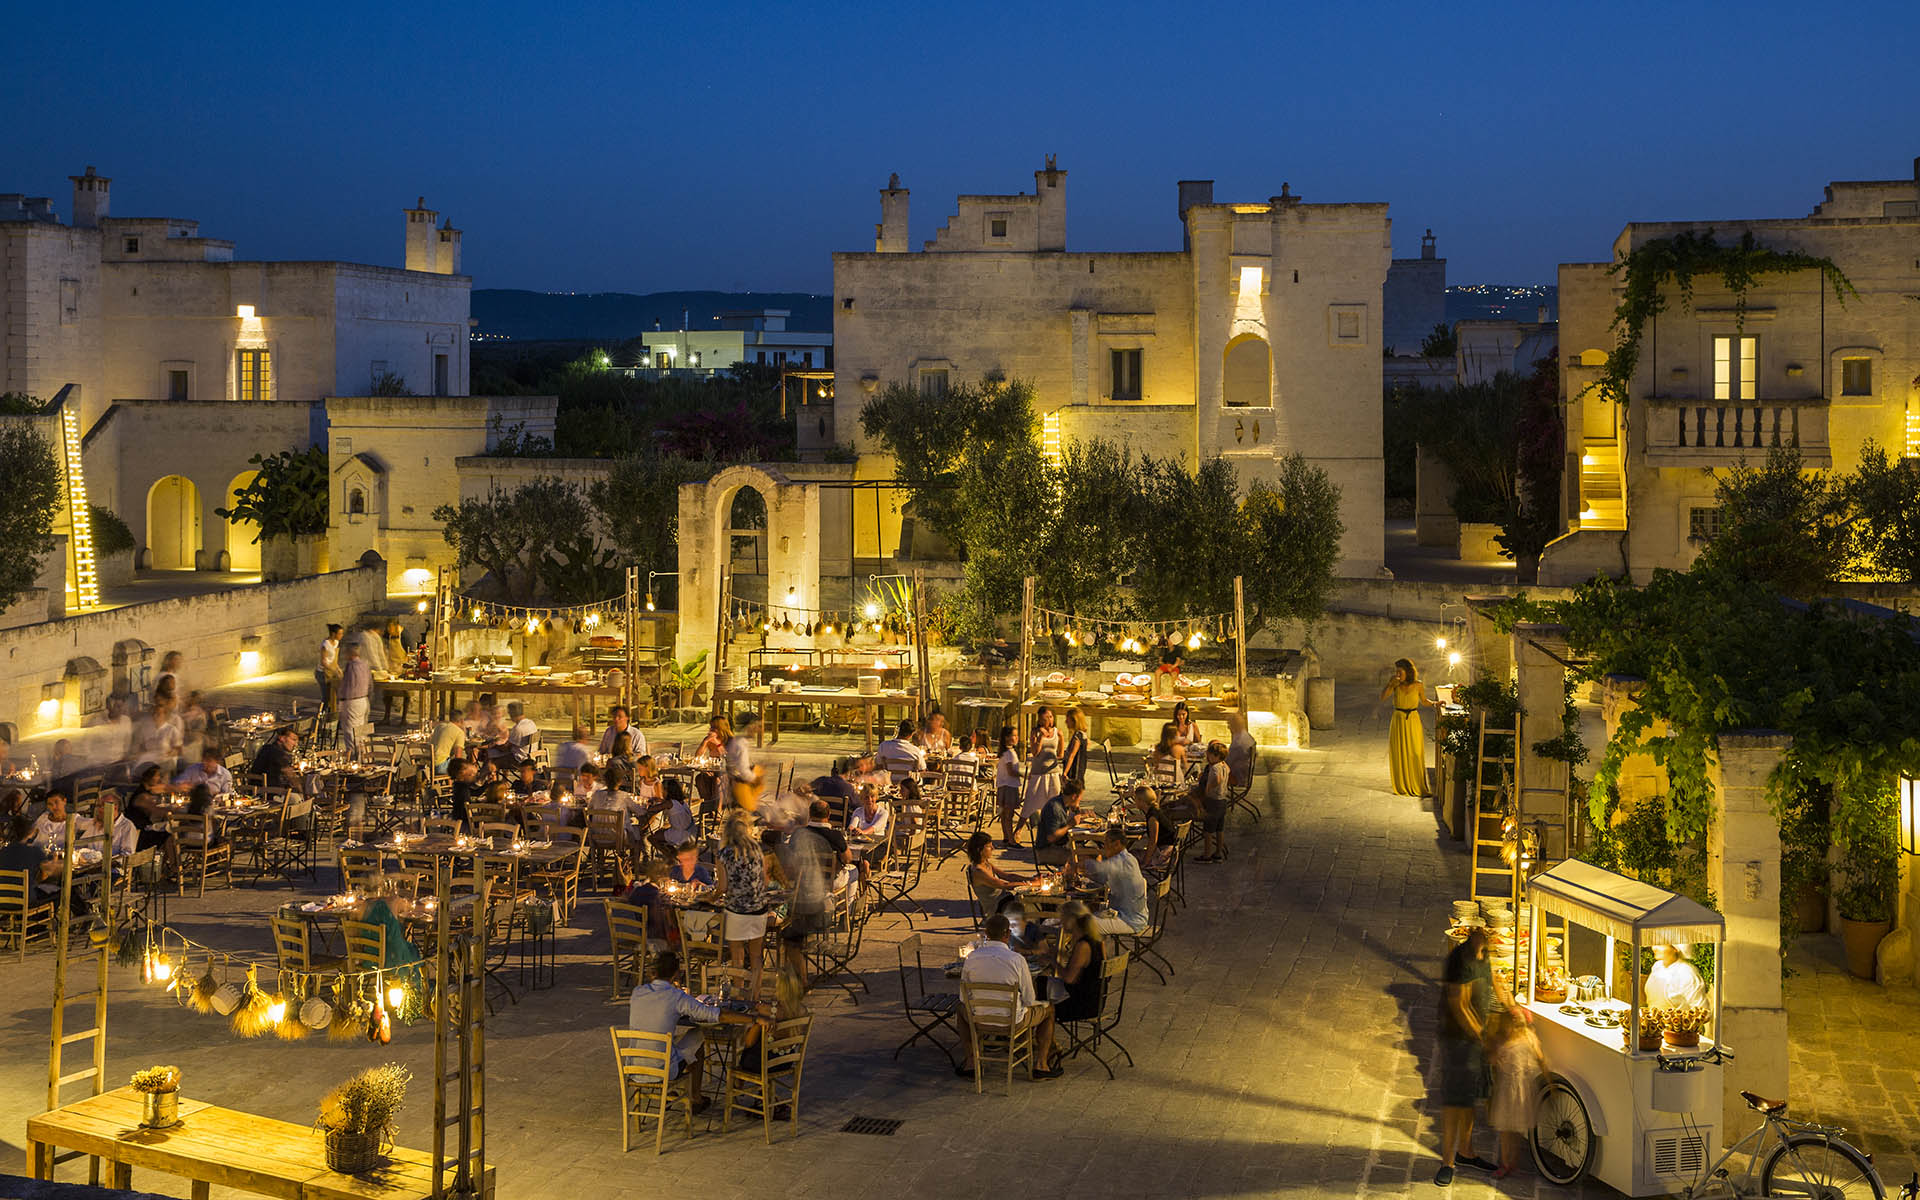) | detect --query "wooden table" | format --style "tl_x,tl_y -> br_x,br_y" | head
381,677 -> 618,724
27,1086 -> 494,1199
711,686 -> 920,752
